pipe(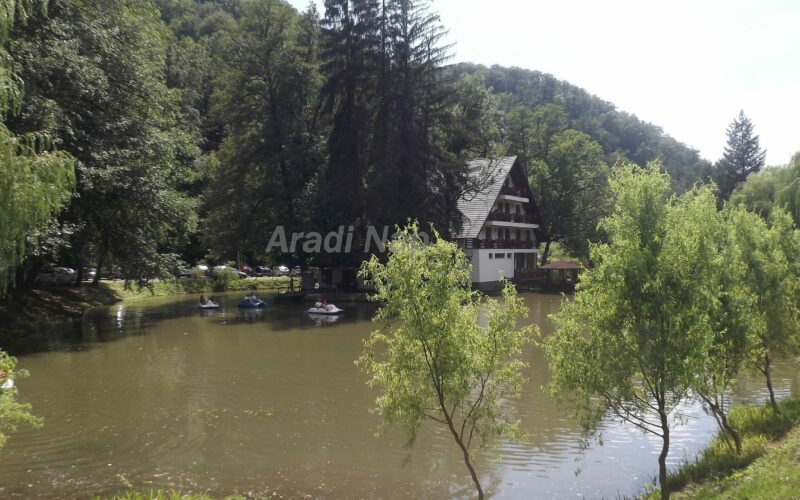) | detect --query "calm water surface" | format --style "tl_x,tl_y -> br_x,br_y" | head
1,292 -> 798,499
